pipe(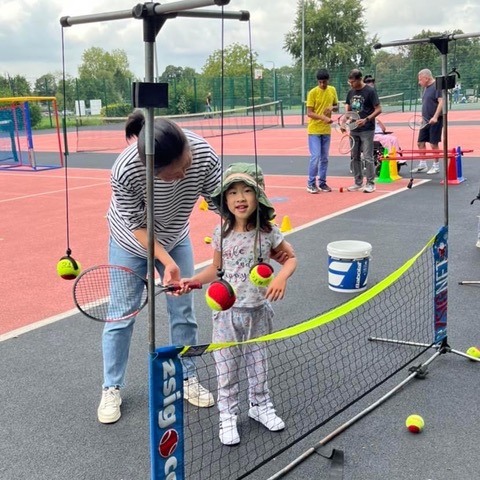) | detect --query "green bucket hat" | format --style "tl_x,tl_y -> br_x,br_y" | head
211,162 -> 275,220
